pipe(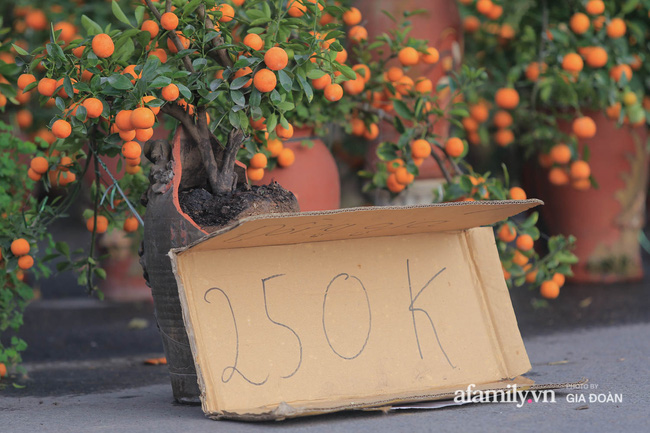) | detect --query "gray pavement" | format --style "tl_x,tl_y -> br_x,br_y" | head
2,322 -> 648,432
